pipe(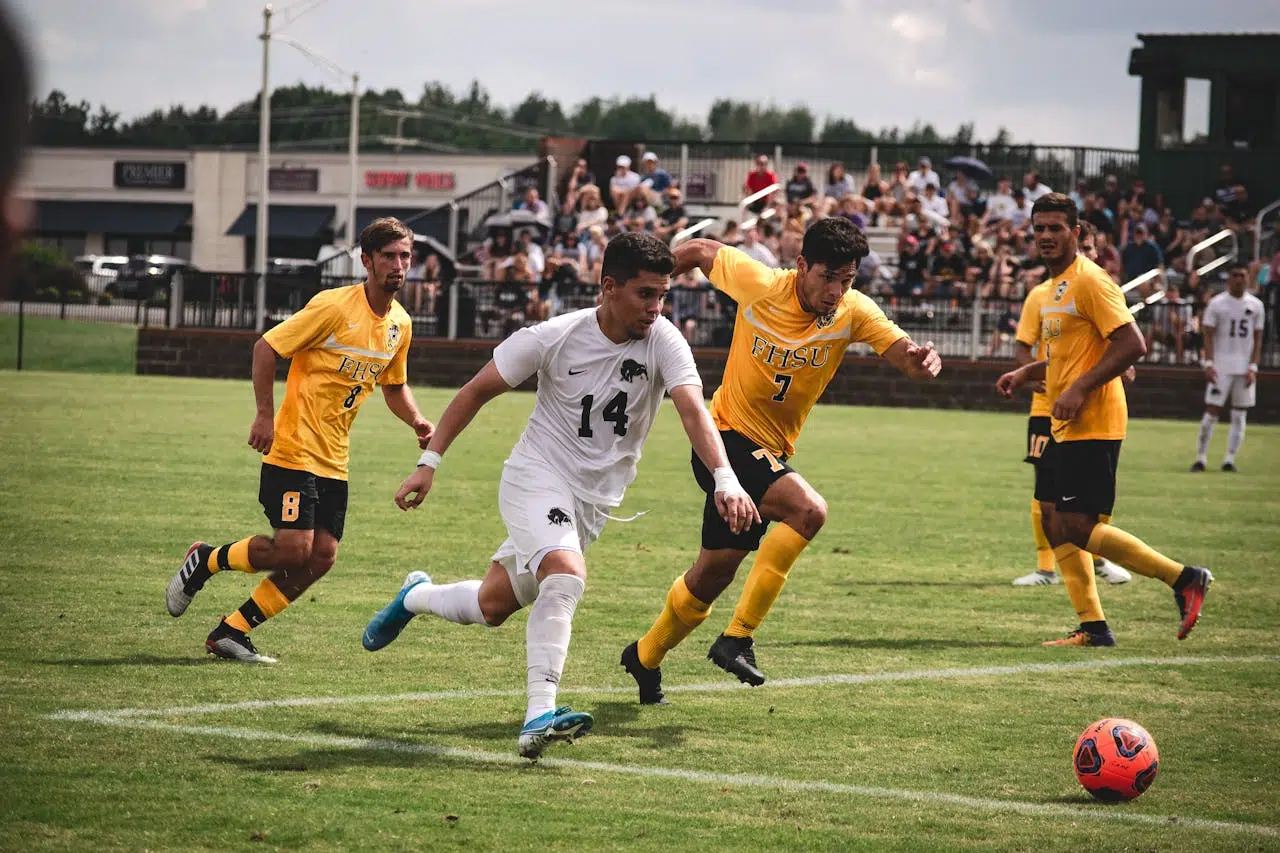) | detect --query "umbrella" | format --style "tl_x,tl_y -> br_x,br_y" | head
481,209 -> 552,232
944,156 -> 993,181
